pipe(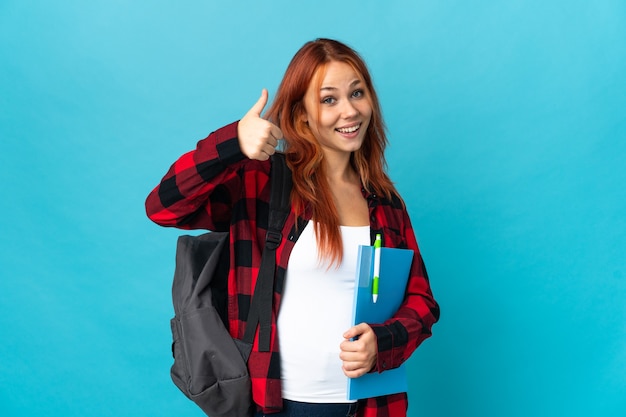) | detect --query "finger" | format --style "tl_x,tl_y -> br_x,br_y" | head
342,361 -> 358,372
343,359 -> 368,371
261,143 -> 277,157
248,88 -> 269,117
343,323 -> 368,340
256,152 -> 270,161
266,134 -> 280,149
340,338 -> 360,354
343,327 -> 357,340
342,363 -> 367,379
269,124 -> 283,141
